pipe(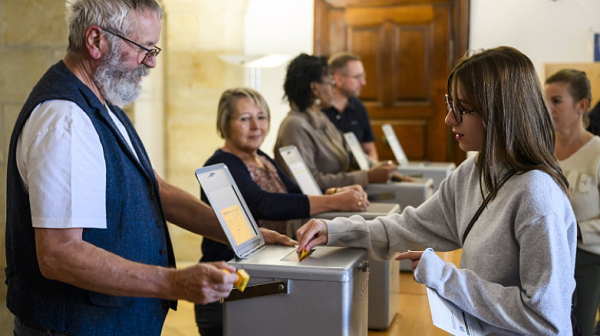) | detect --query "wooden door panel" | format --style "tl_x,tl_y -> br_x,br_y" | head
345,7 -> 435,26
315,0 -> 469,164
393,27 -> 429,102
348,28 -> 381,101
372,120 -> 427,160
326,9 -> 347,52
